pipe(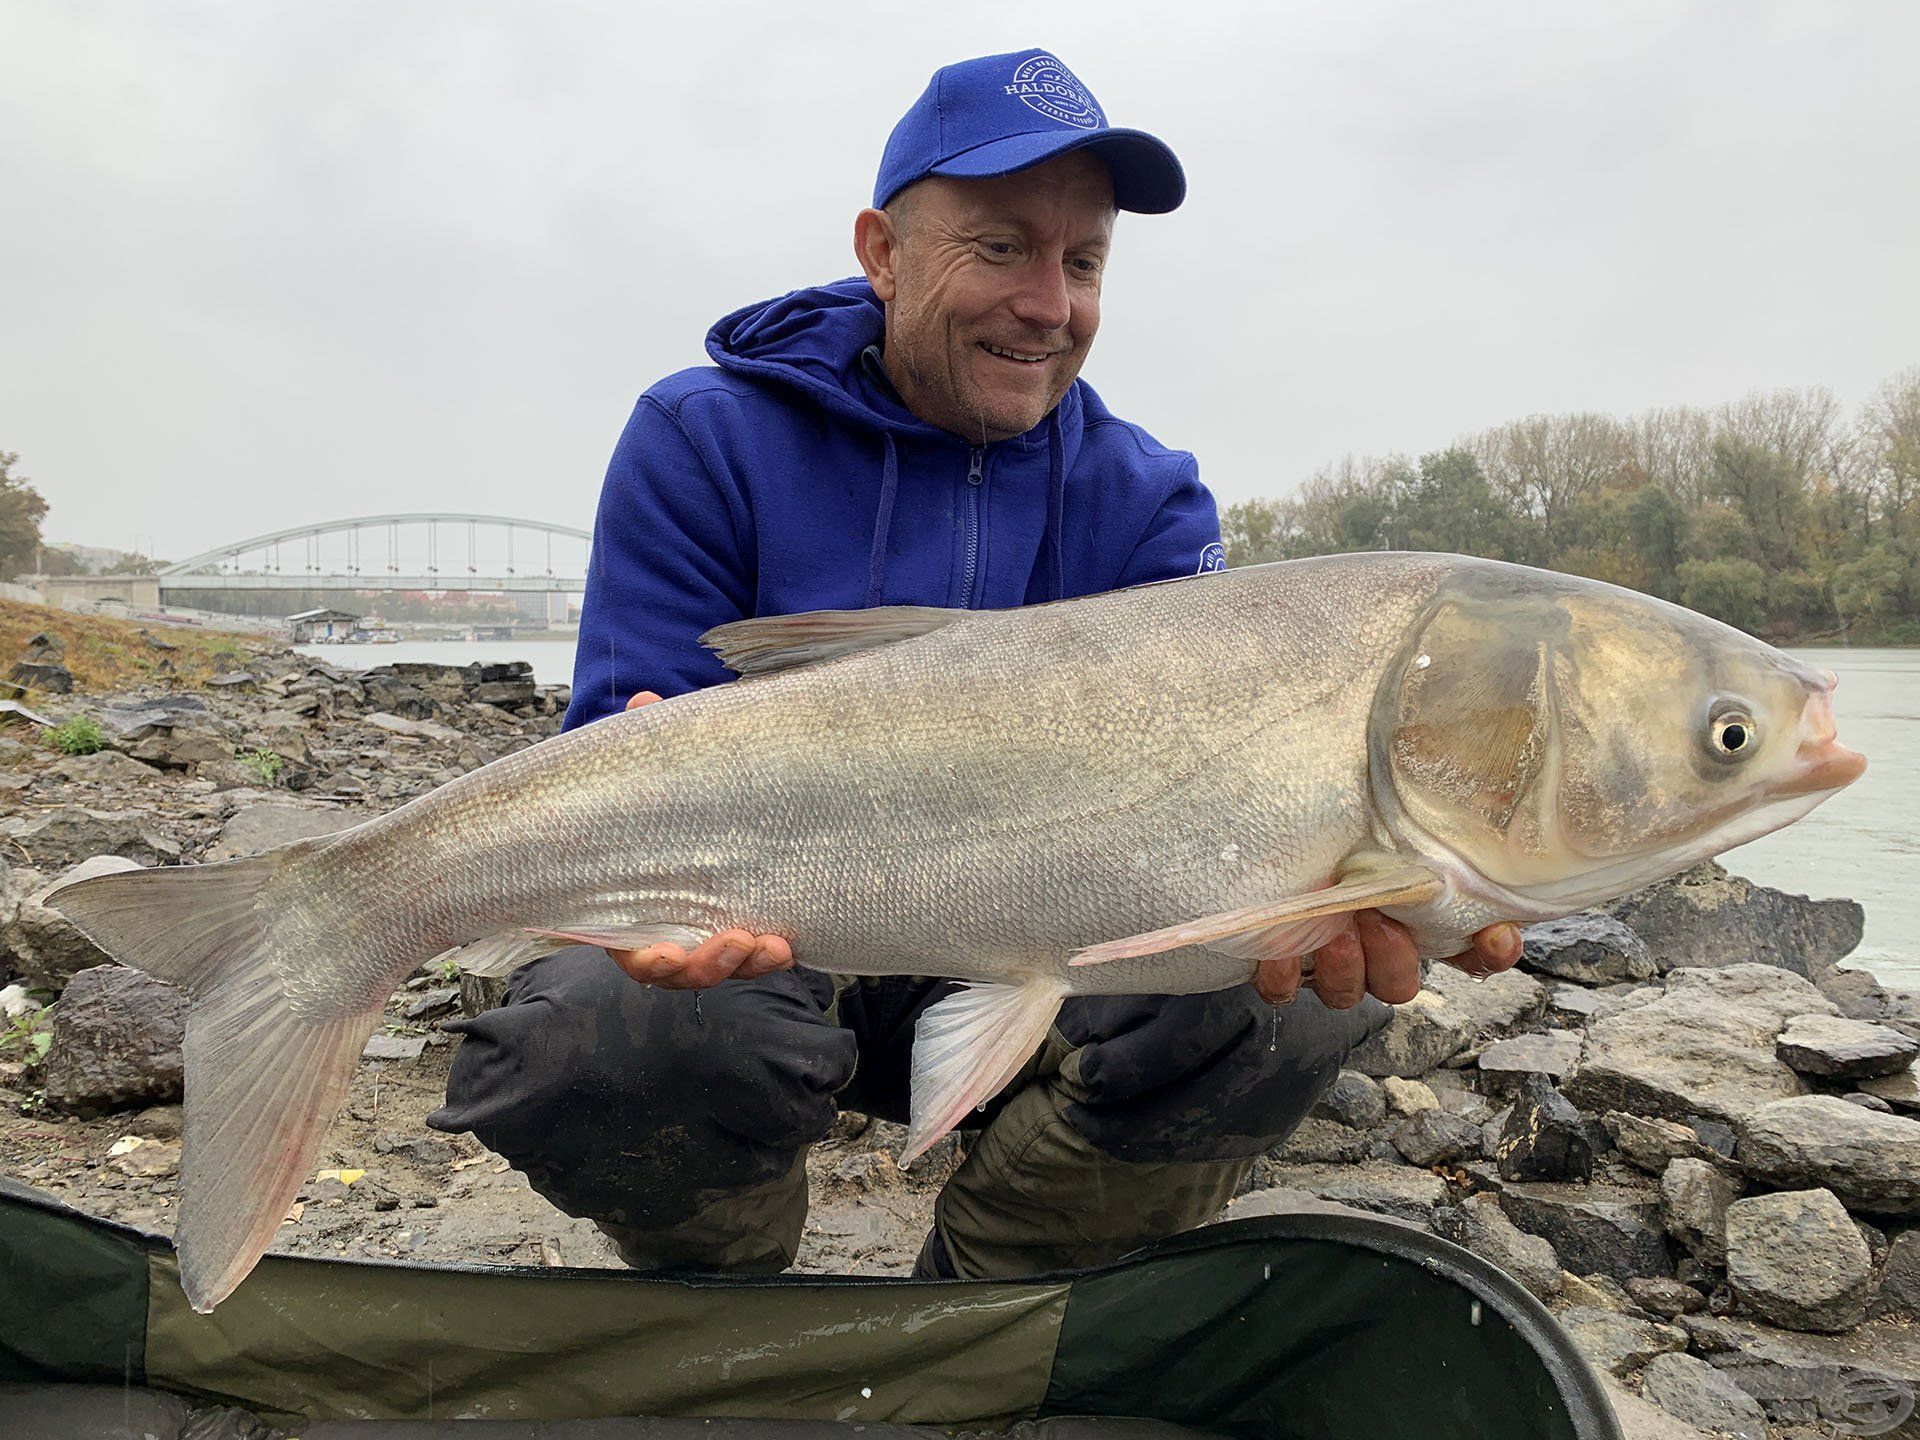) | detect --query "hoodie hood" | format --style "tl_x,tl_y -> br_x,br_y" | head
705,276 -> 1083,441
707,277 -> 1079,603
